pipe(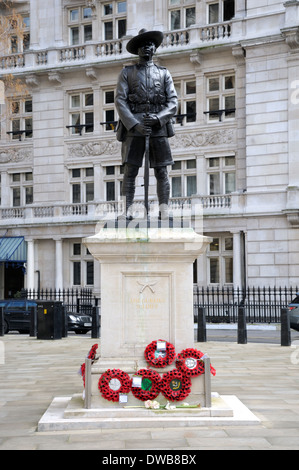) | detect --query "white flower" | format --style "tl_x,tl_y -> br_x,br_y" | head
145,400 -> 160,409
165,401 -> 176,410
